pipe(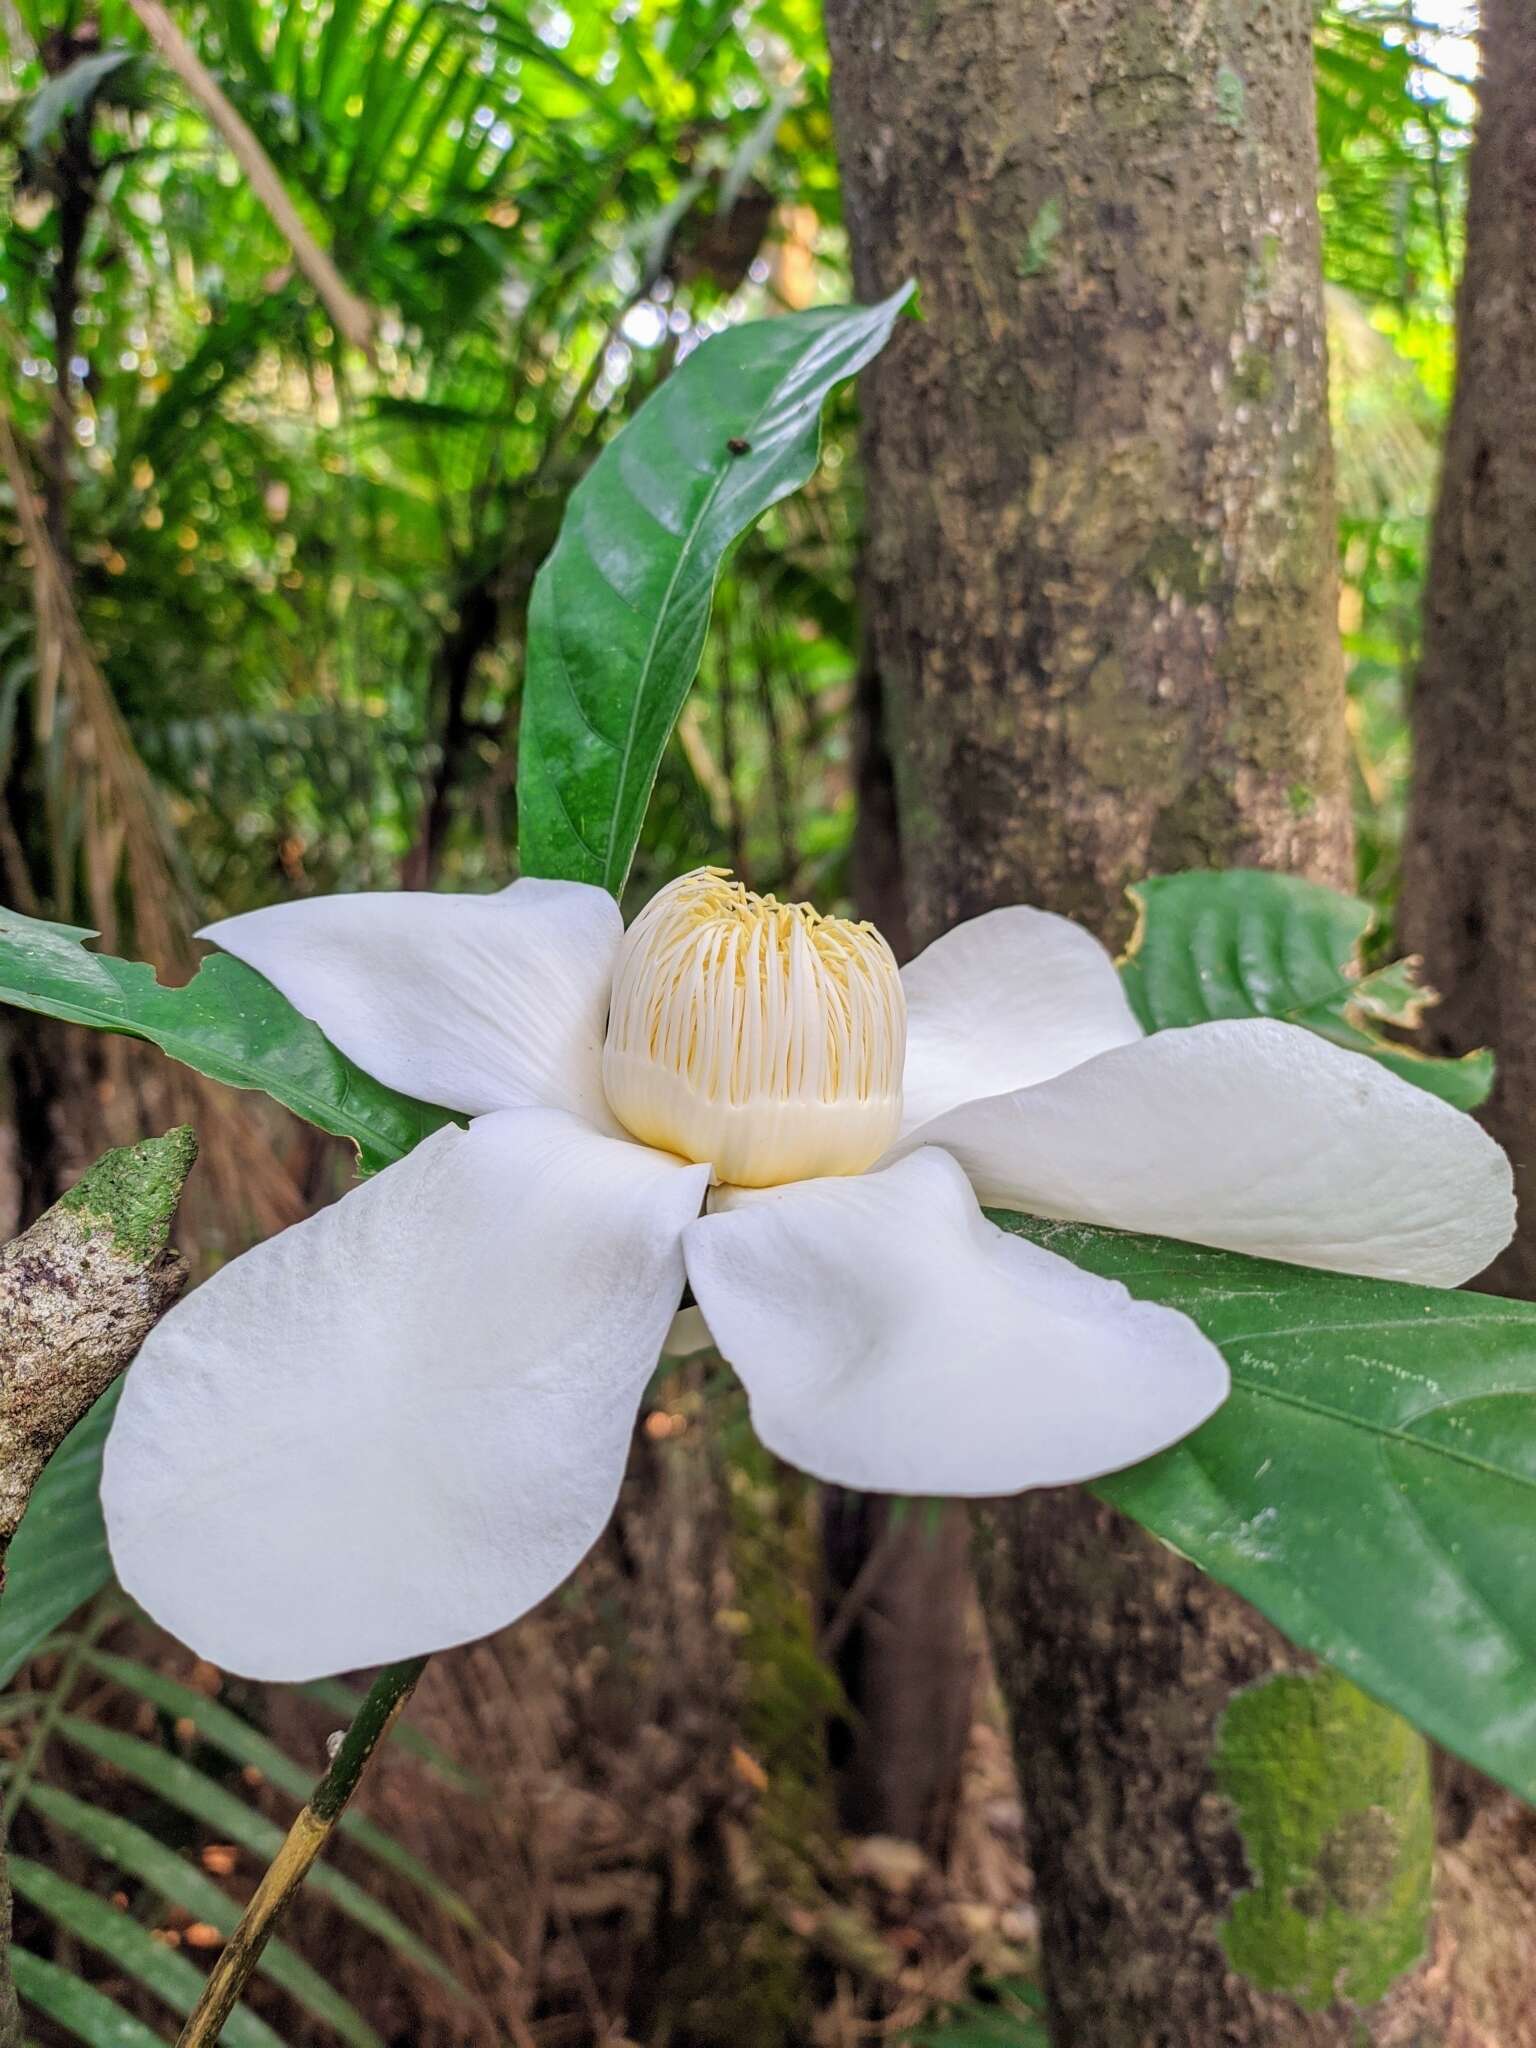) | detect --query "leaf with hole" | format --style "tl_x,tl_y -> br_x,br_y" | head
0,907 -> 454,1173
